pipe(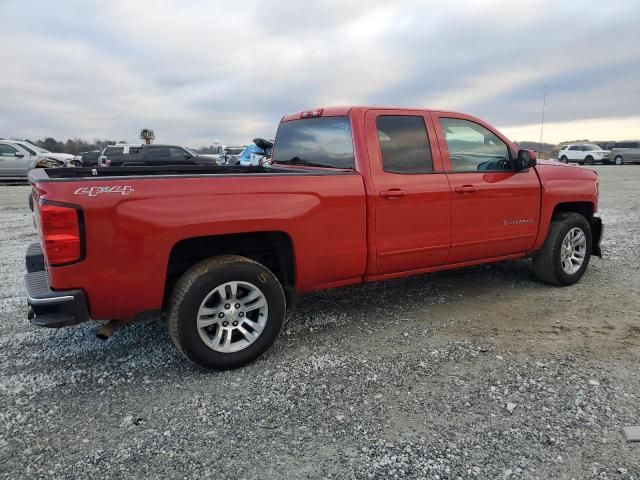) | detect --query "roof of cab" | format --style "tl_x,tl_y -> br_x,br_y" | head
280,105 -> 465,122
